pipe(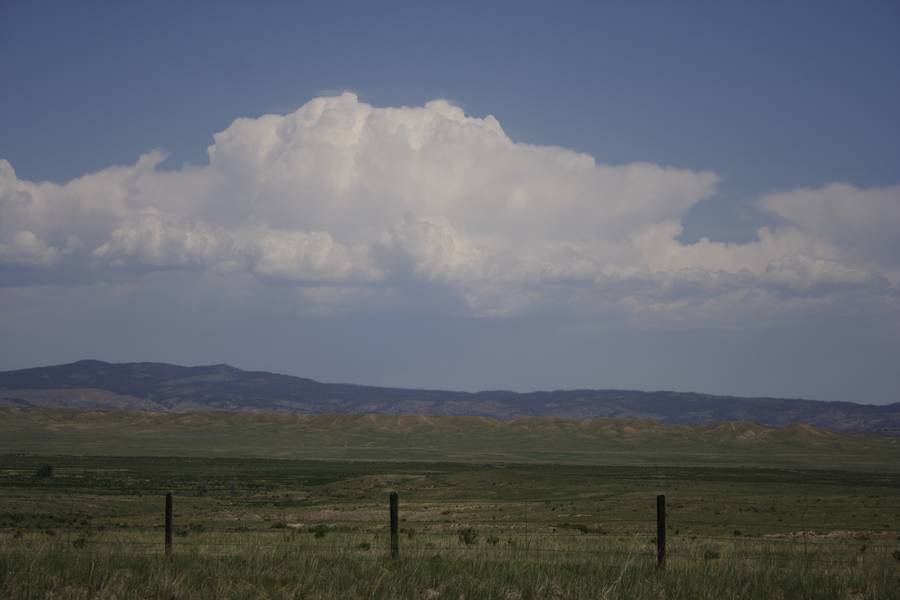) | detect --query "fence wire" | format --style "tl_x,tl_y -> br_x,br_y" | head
3,527 -> 897,568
